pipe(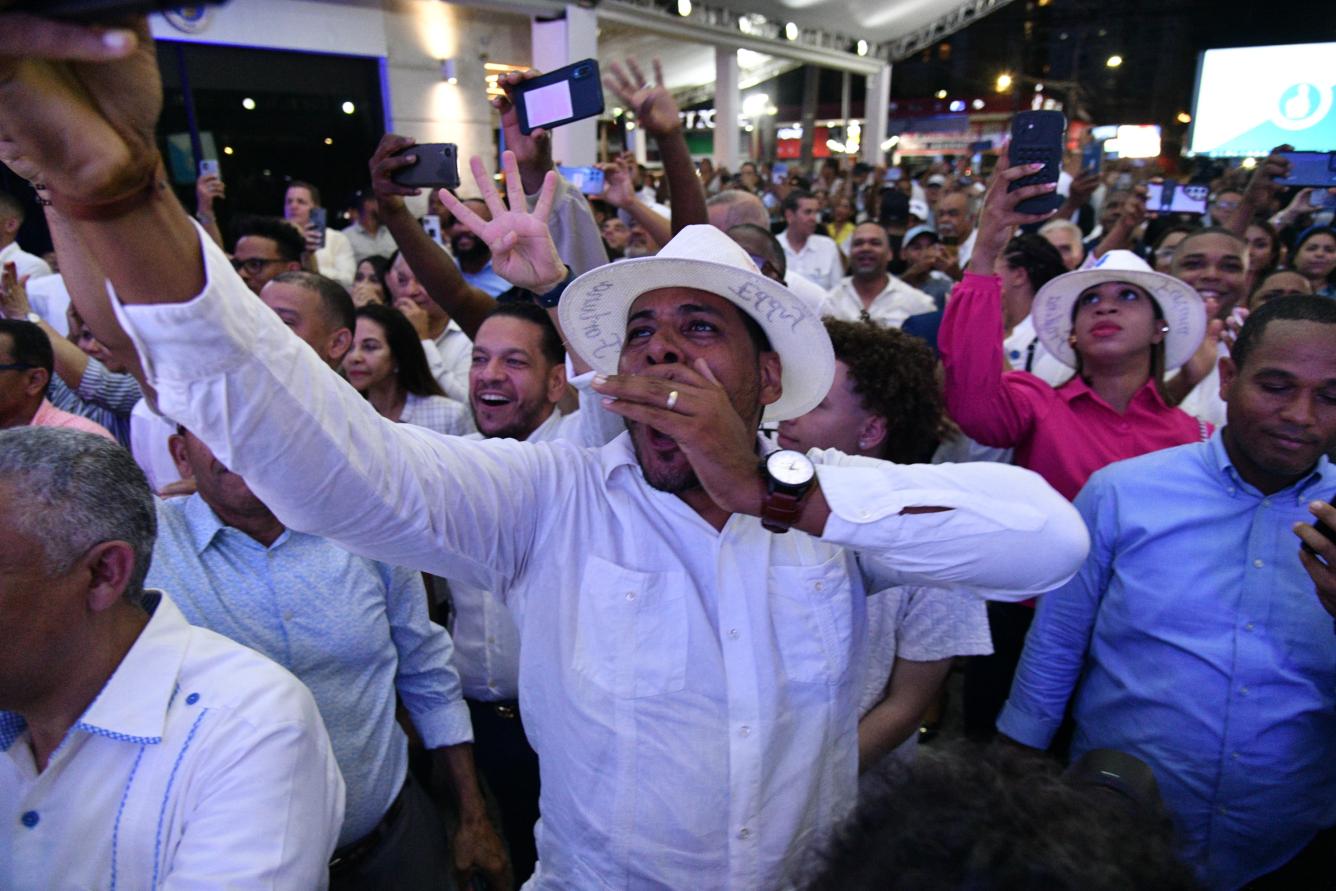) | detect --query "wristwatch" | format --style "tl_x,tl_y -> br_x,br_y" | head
760,449 -> 816,534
